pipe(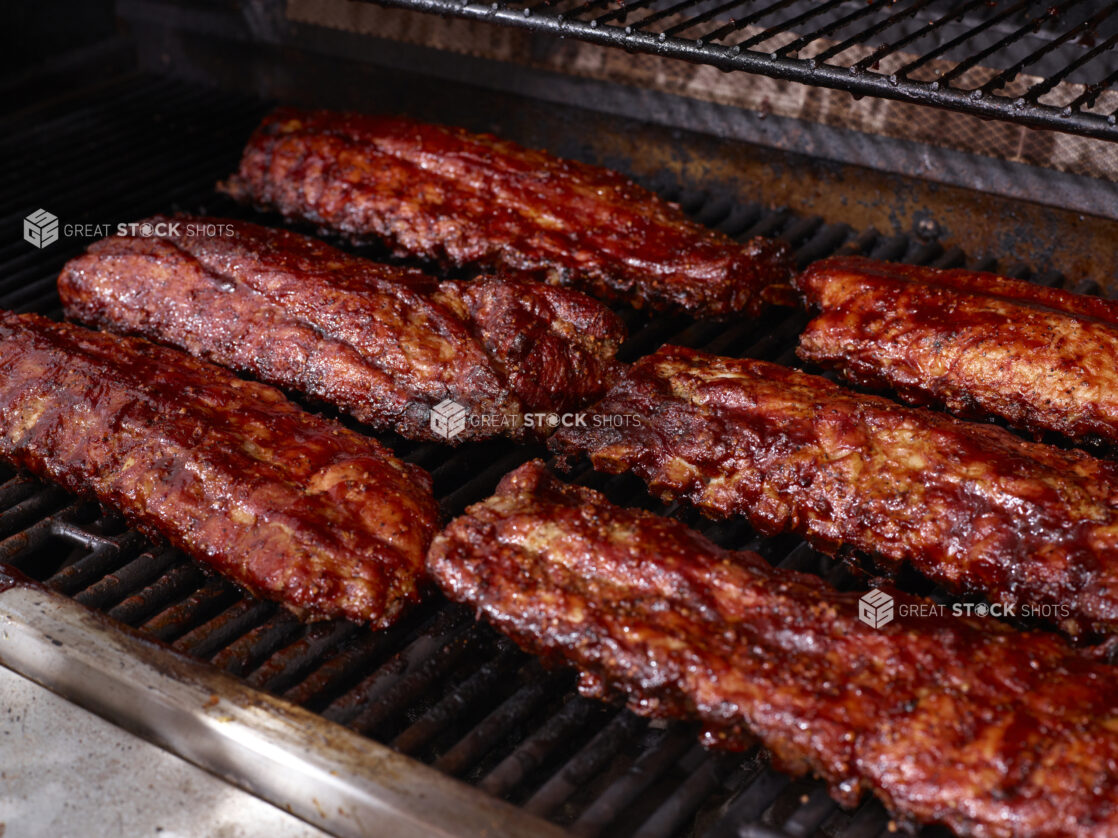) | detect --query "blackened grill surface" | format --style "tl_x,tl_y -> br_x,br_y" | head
3,74 -> 1114,838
